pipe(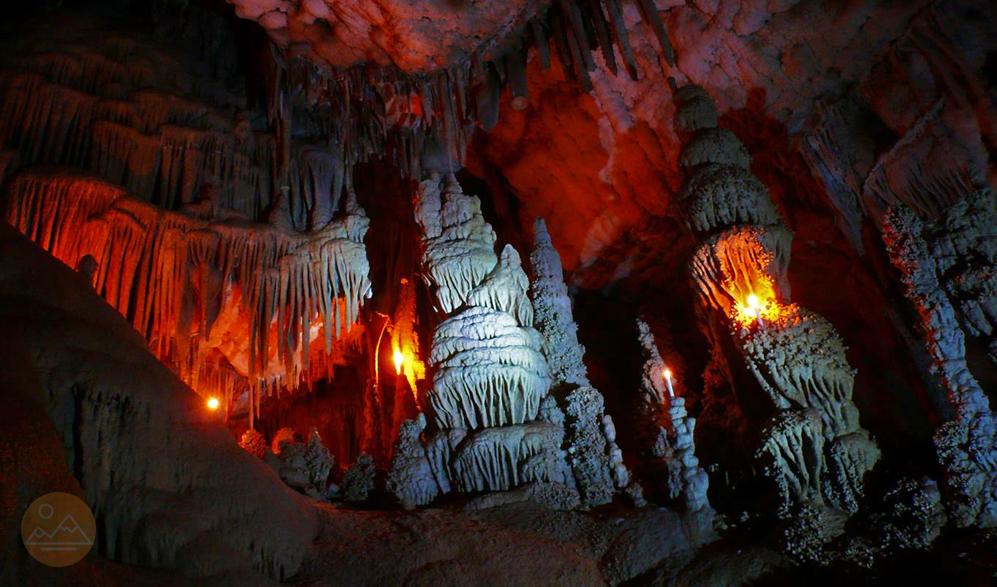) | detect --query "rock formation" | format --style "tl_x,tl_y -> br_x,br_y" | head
883,198 -> 996,528
4,170 -> 372,425
271,427 -> 337,500
341,453 -> 377,503
530,217 -> 640,506
388,174 -> 575,505
0,223 -> 318,581
635,318 -> 713,517
673,85 -> 880,523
